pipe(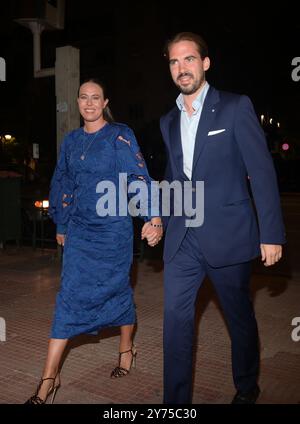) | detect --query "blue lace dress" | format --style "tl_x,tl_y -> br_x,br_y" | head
48,123 -> 157,339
